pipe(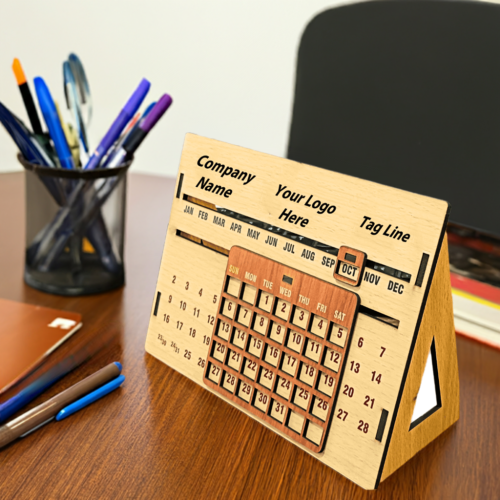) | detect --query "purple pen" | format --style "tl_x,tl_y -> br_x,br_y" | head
106,93 -> 173,168
84,78 -> 150,170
